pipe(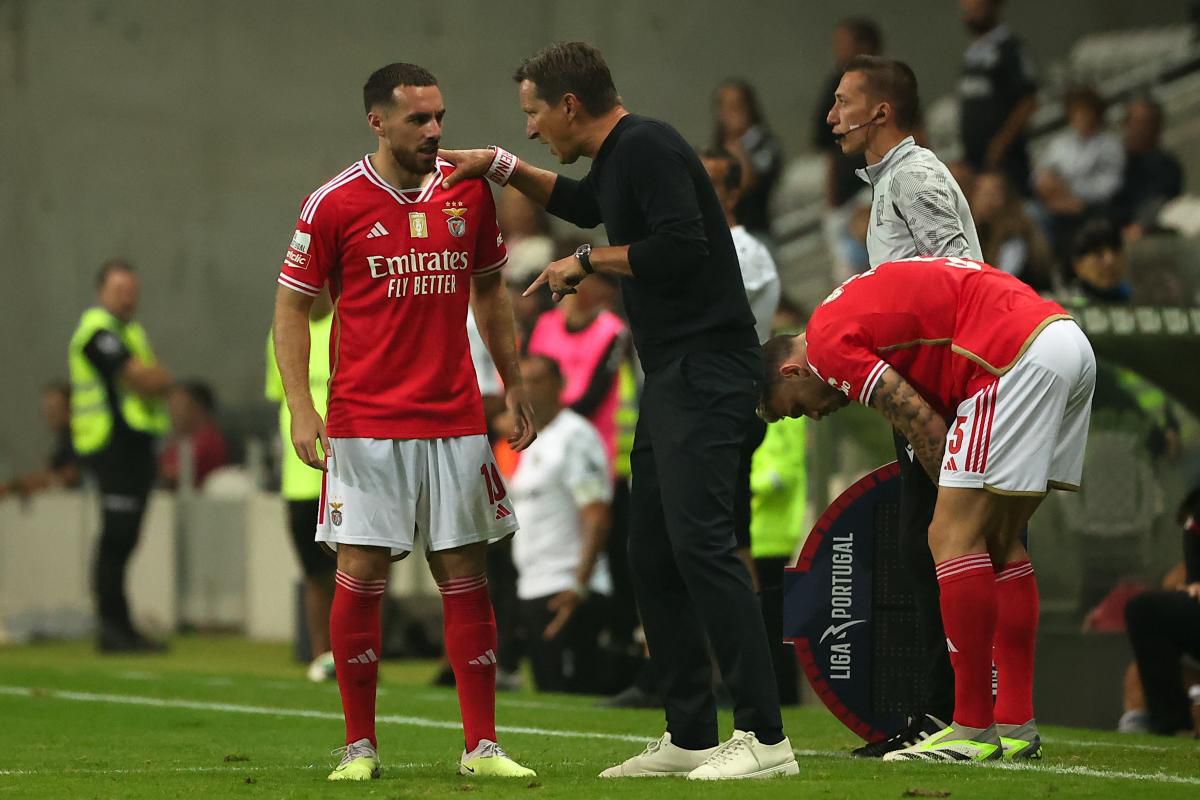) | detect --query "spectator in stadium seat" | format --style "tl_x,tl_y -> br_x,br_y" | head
958,0 -> 1039,196
158,381 -> 229,490
1067,218 -> 1132,305
712,78 -> 783,241
815,17 -> 883,279
970,169 -> 1055,291
1125,488 -> 1200,736
1112,96 -> 1184,237
1035,86 -> 1124,259
0,382 -> 81,499
508,354 -> 613,694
